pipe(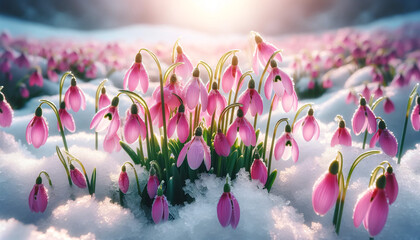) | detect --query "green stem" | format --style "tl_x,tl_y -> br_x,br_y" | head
291,103 -> 312,131
58,71 -> 76,105
123,161 -> 142,196
262,99 -> 275,161
368,165 -> 385,187
38,170 -> 53,187
56,146 -> 72,186
39,99 -> 68,151
267,118 -> 288,174
362,130 -> 368,149
196,61 -> 213,92
216,50 -> 240,89
398,83 -> 419,164
94,79 -> 108,151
